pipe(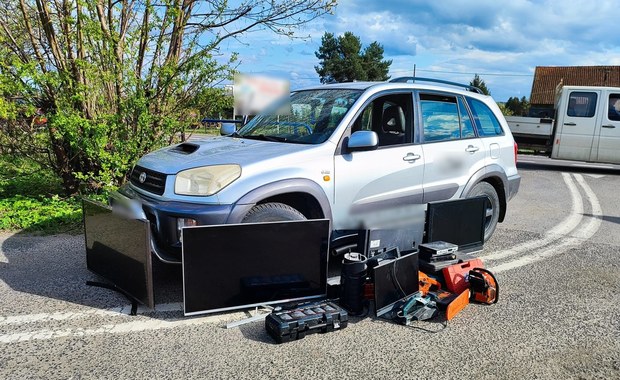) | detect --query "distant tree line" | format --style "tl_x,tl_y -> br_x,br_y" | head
504,96 -> 531,116
469,75 -> 531,116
